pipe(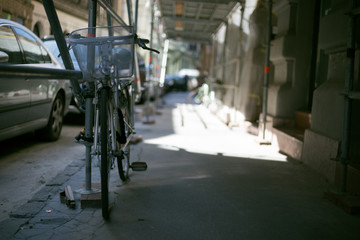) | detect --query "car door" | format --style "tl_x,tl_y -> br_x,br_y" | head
0,25 -> 31,131
12,26 -> 54,123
